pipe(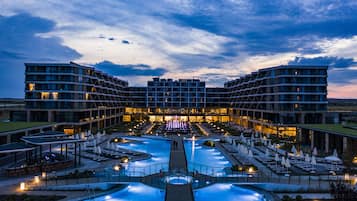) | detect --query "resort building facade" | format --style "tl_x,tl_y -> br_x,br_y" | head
24,62 -> 128,134
21,62 -> 328,136
124,78 -> 230,123
225,65 -> 328,136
